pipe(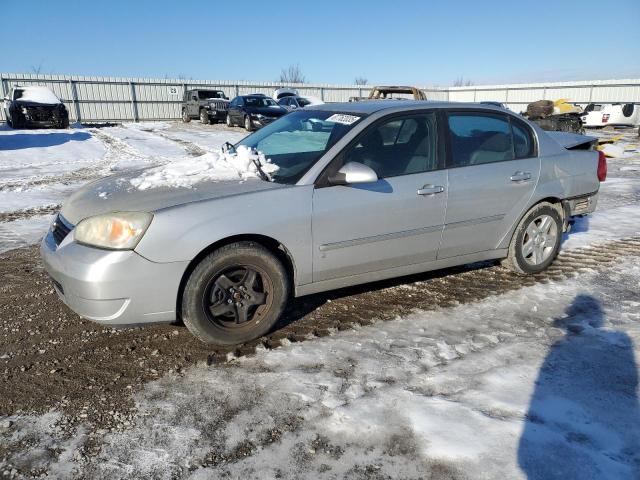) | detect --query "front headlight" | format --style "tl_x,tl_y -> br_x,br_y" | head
74,212 -> 153,250
253,113 -> 264,119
